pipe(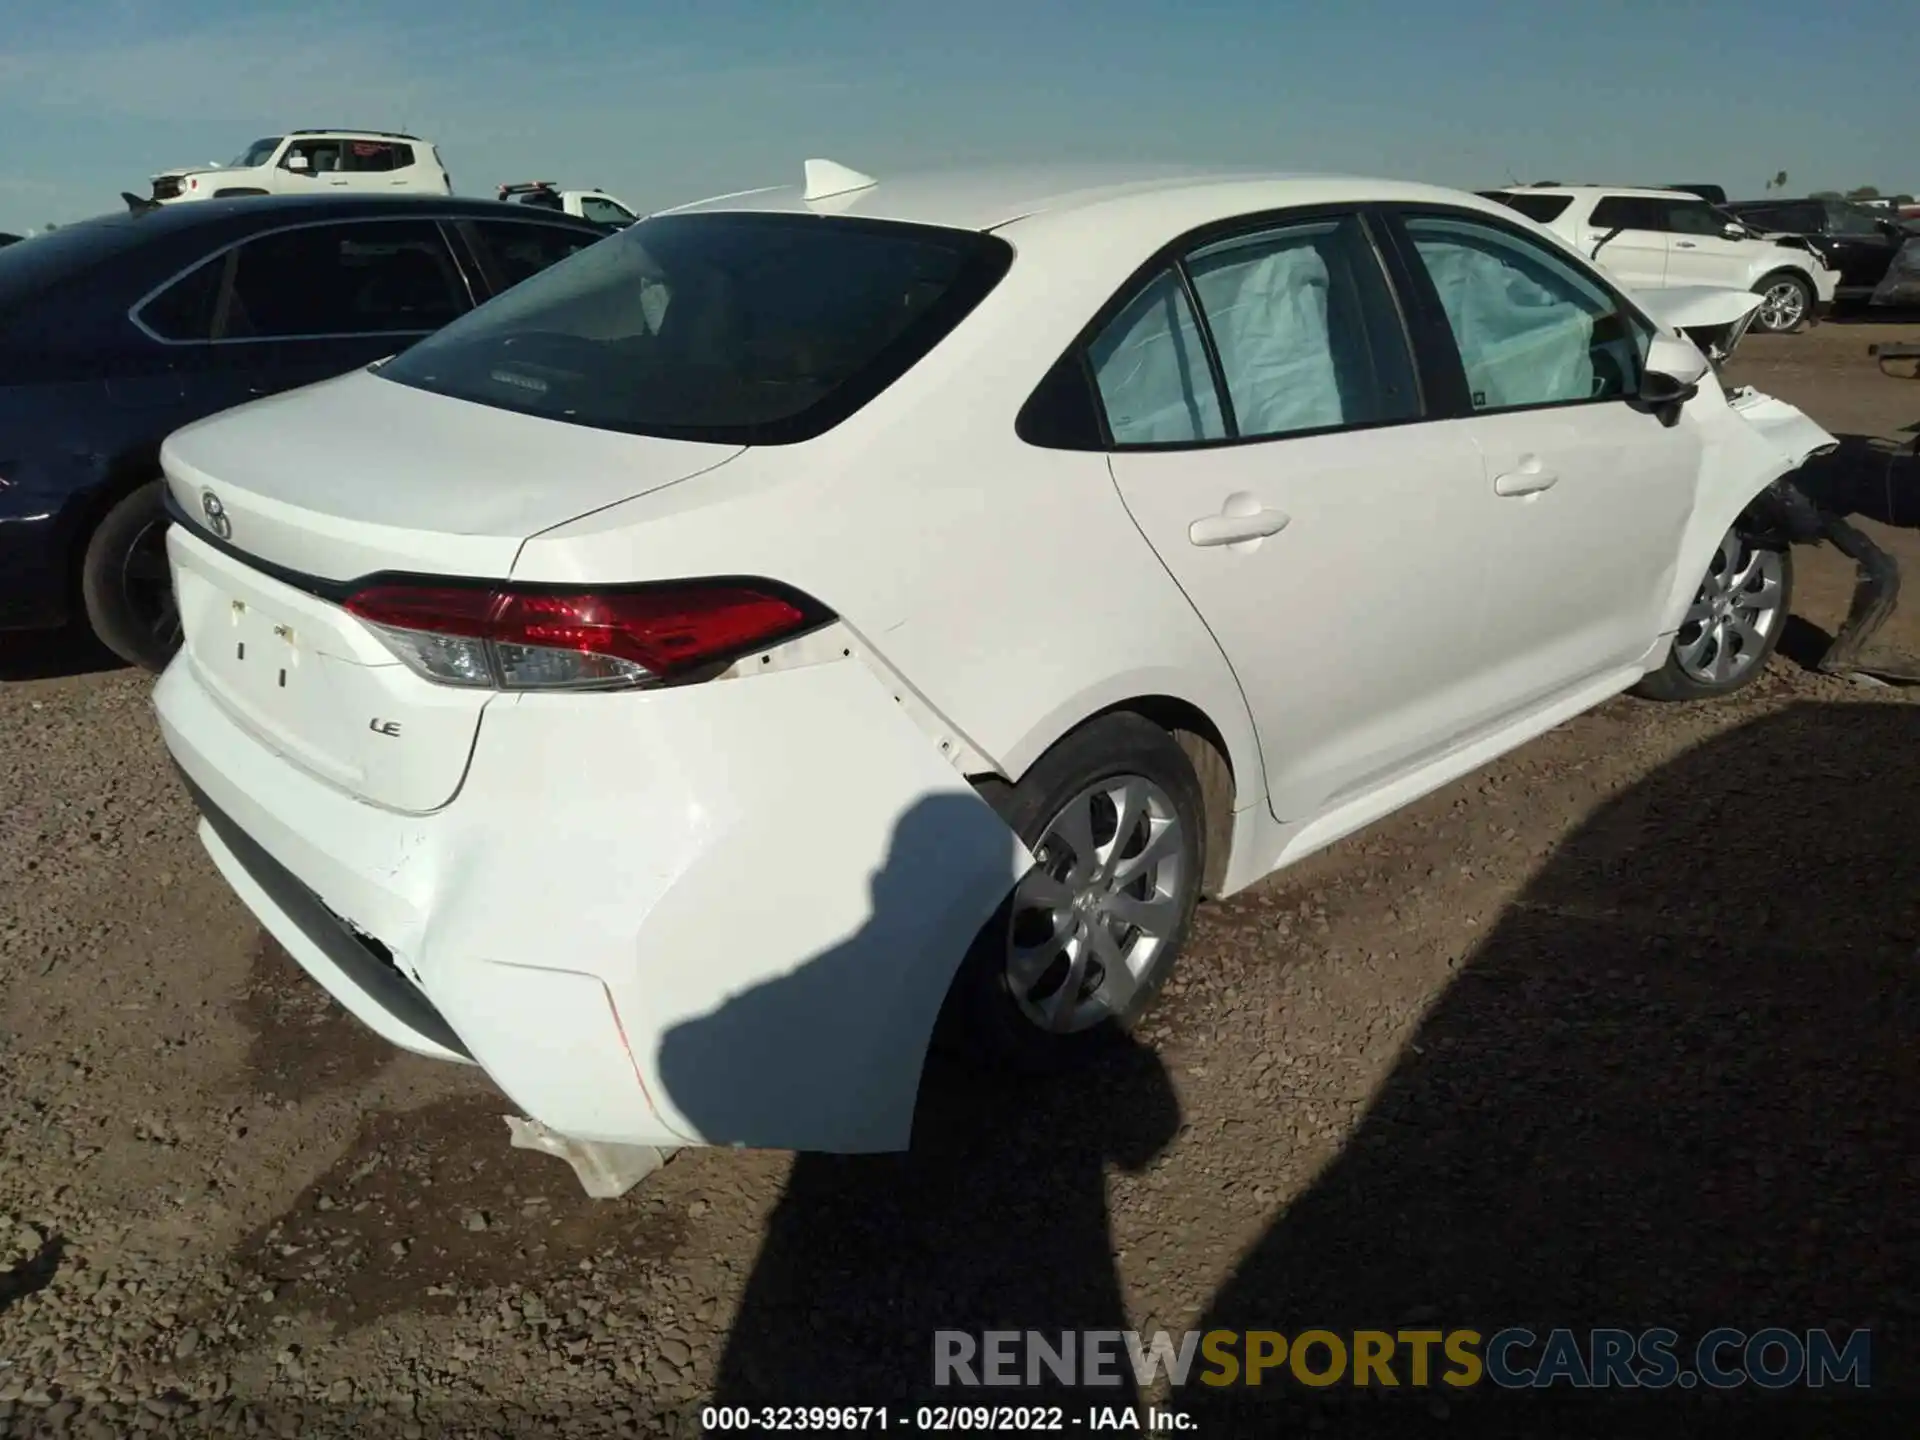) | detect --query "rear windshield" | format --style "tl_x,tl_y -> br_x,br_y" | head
376,211 -> 1013,444
1479,191 -> 1573,224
